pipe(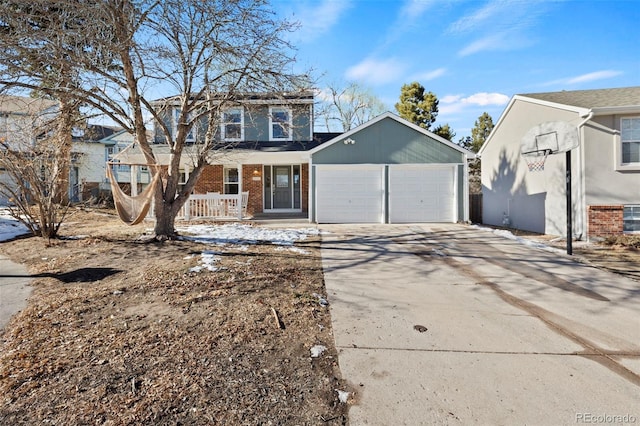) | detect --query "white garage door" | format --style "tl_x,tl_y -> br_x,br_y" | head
316,165 -> 384,223
389,165 -> 456,223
